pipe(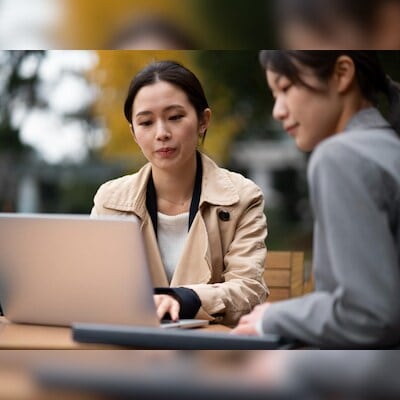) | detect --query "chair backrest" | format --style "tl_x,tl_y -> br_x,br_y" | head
264,251 -> 310,302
